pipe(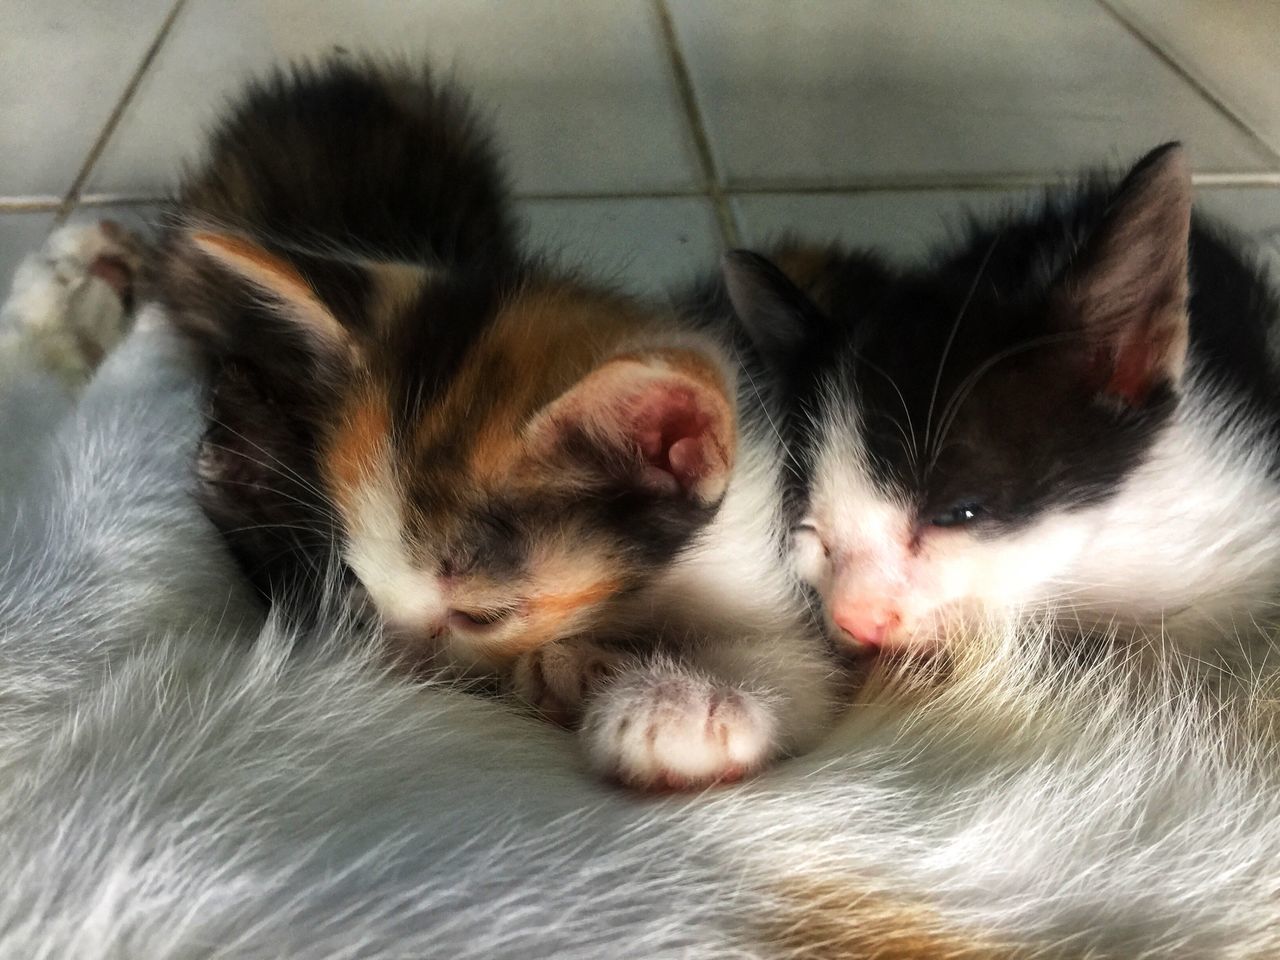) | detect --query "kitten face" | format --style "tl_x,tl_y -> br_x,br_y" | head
166,231 -> 736,672
727,144 -> 1193,653
791,310 -> 1173,651
323,394 -> 636,667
